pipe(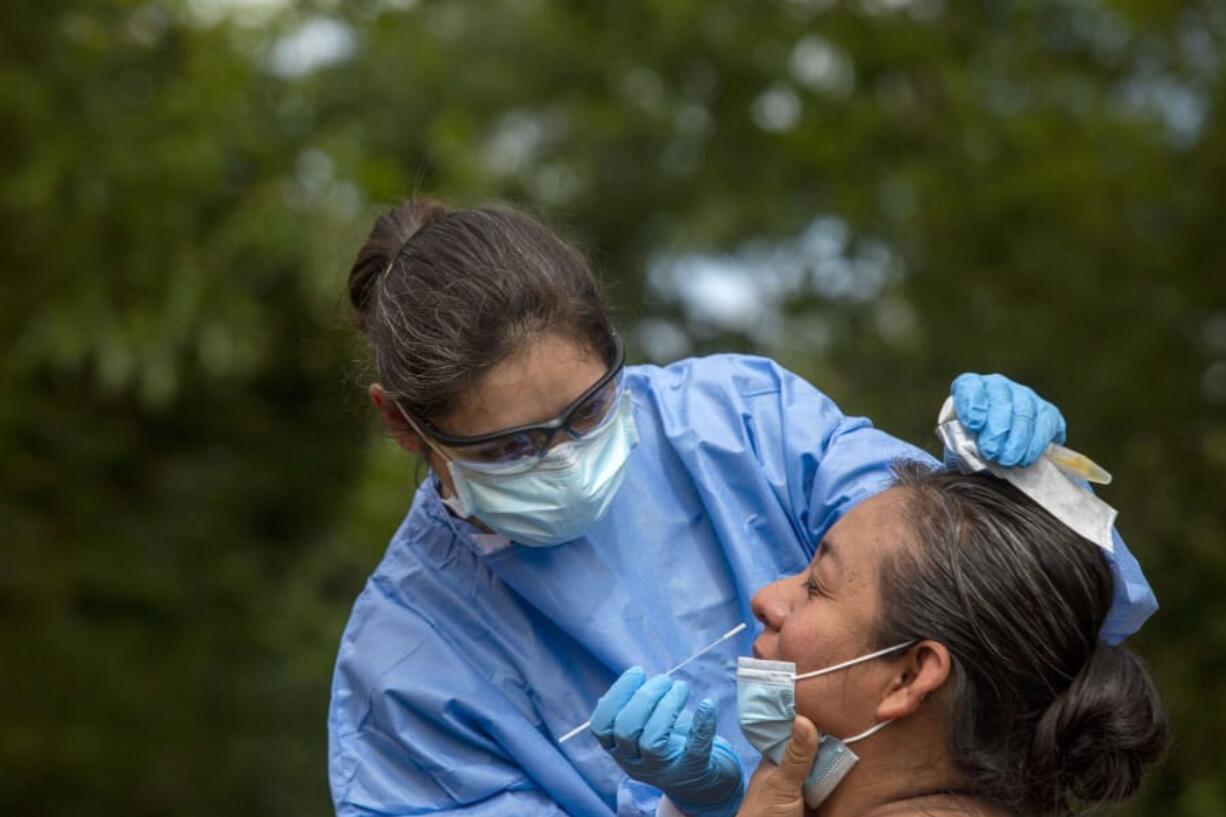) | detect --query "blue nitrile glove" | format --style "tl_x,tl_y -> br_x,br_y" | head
950,373 -> 1068,468
591,668 -> 745,817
